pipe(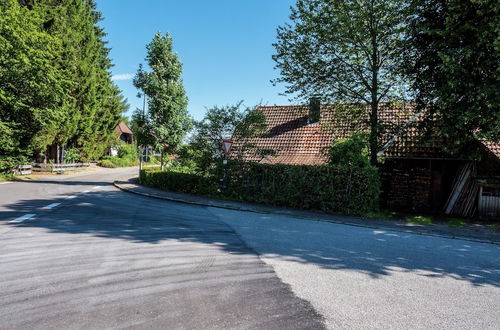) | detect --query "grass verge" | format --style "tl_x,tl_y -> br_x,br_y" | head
364,210 -> 396,220
447,218 -> 467,228
0,173 -> 16,182
406,215 -> 433,225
